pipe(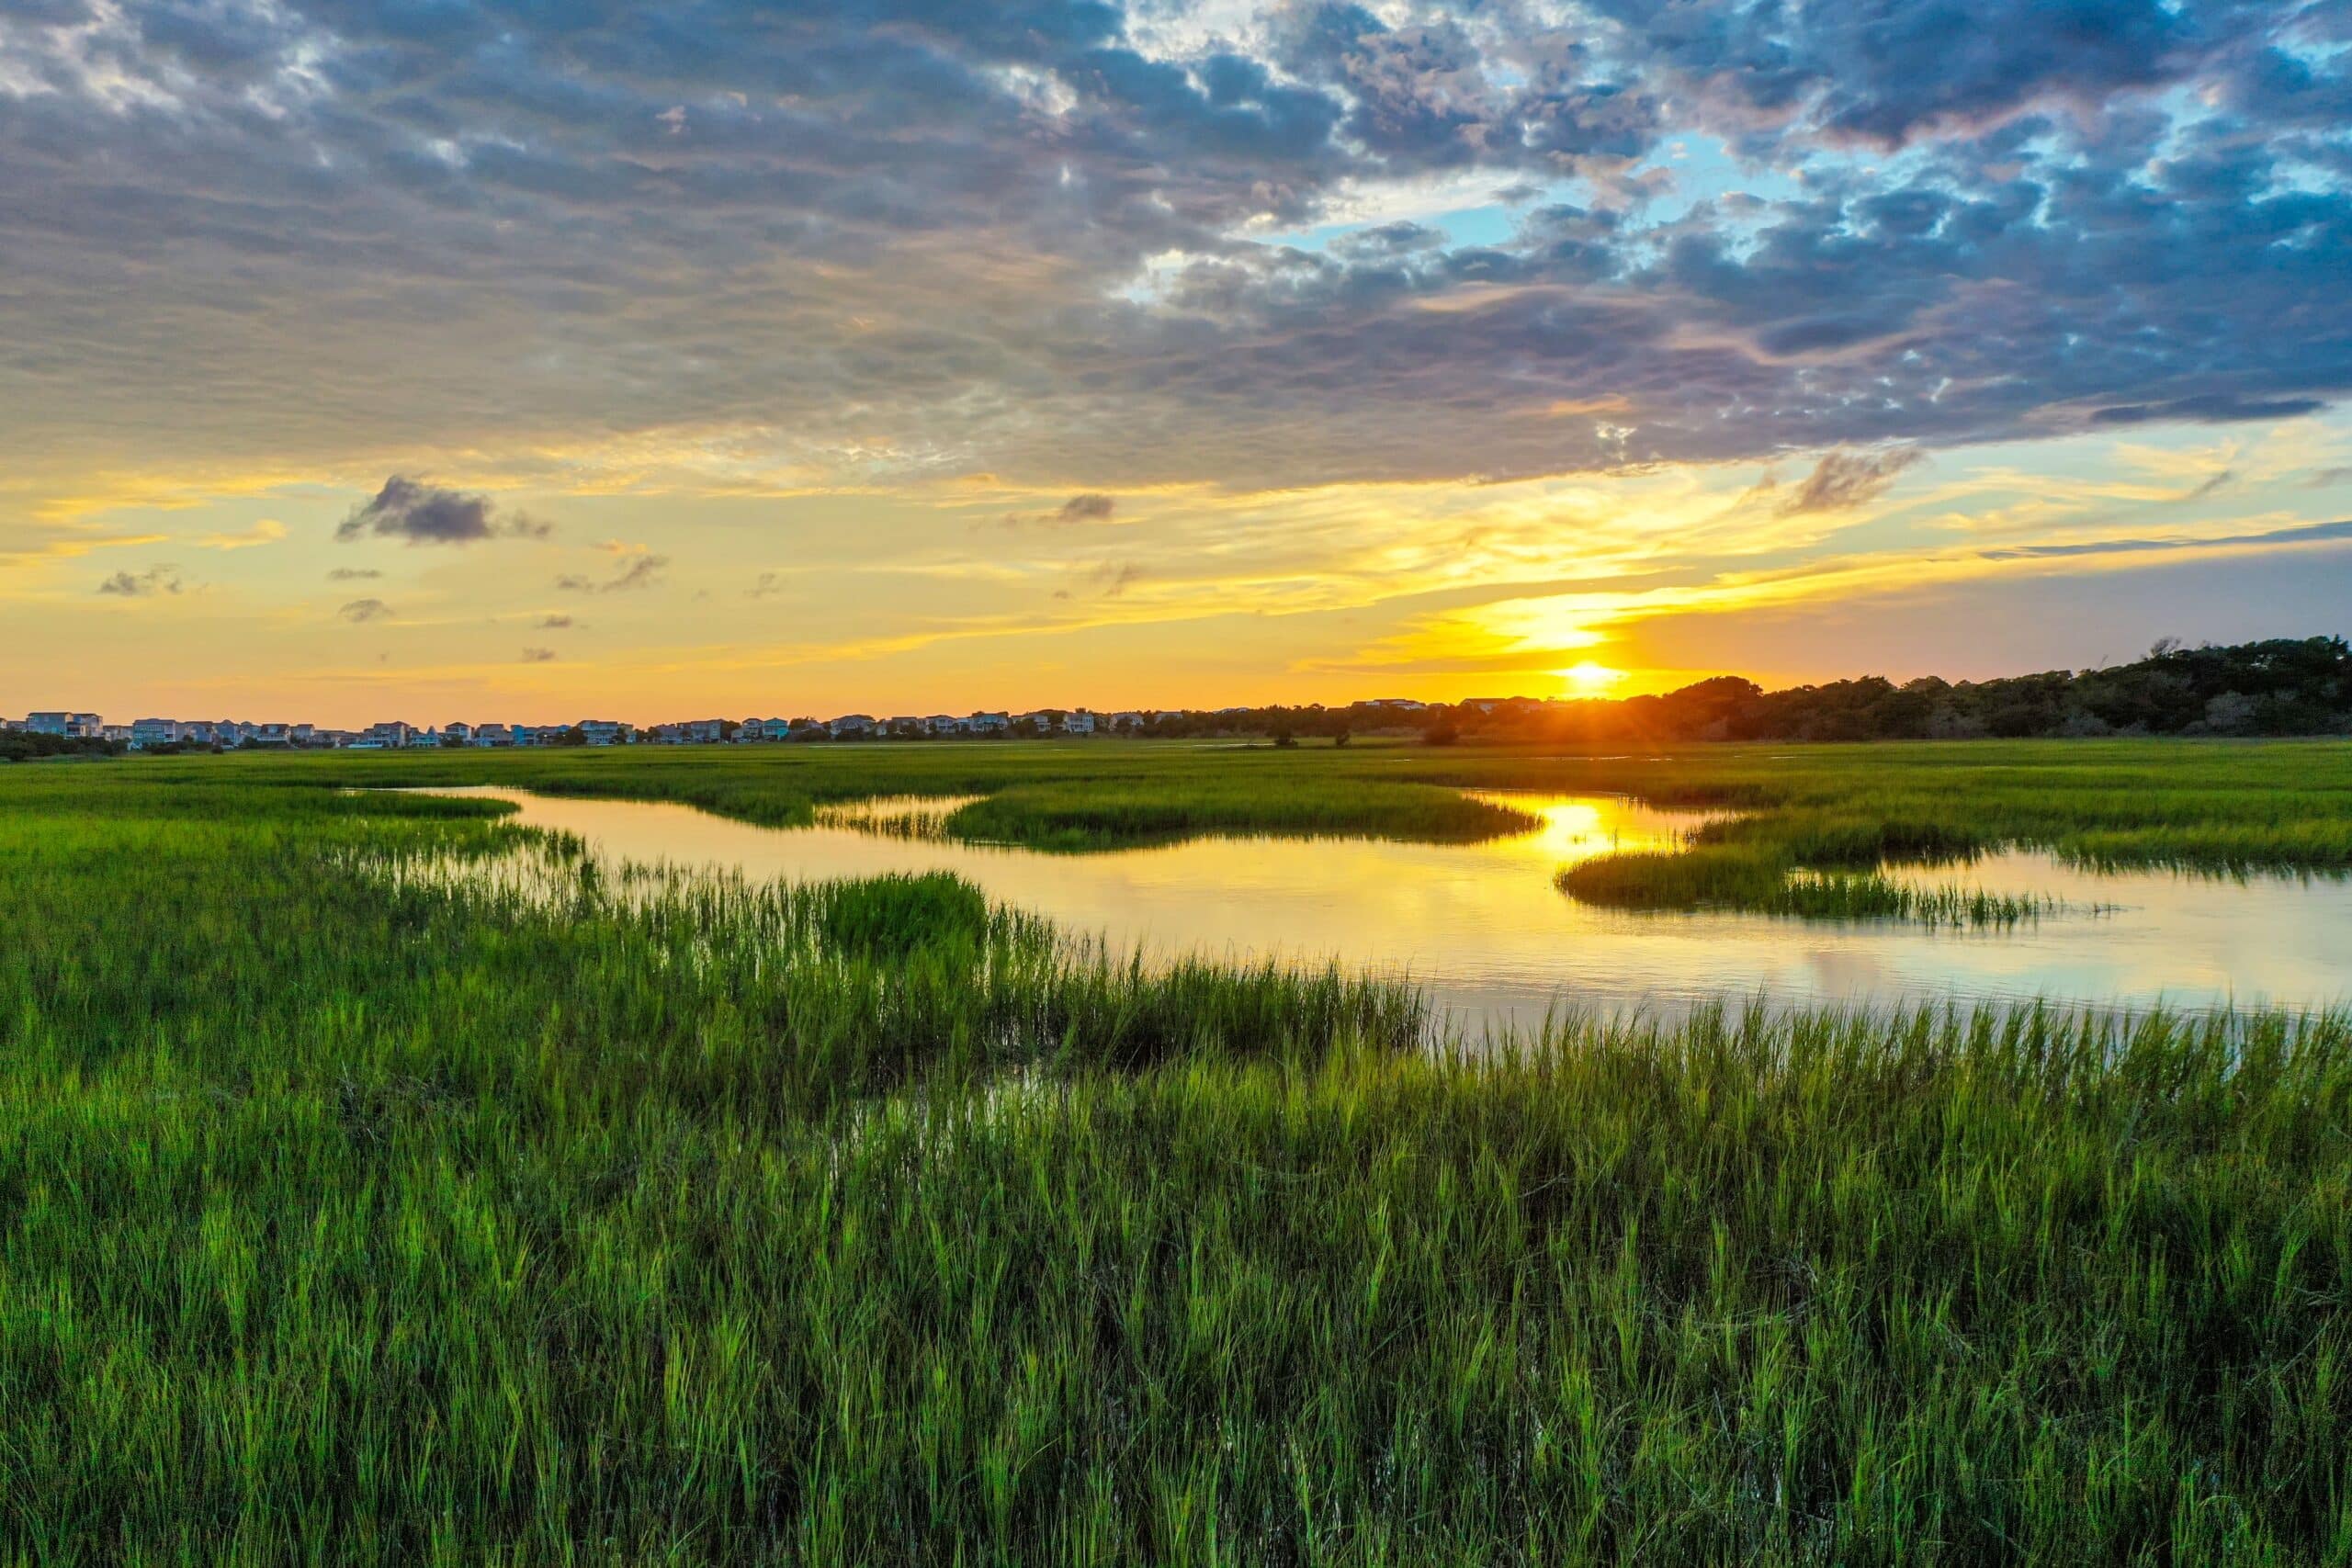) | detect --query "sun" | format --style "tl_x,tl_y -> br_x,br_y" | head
1555,660 -> 1628,695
